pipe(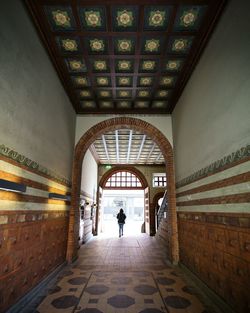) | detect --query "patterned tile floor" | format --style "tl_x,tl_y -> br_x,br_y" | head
31,235 -> 212,313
